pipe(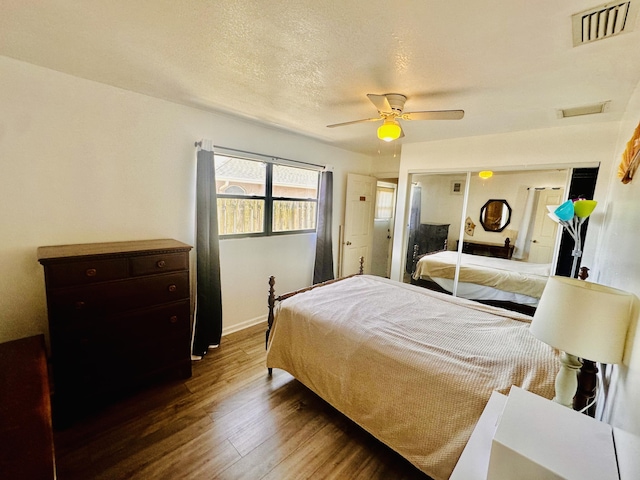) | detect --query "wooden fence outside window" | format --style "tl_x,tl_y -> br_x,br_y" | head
217,198 -> 316,235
